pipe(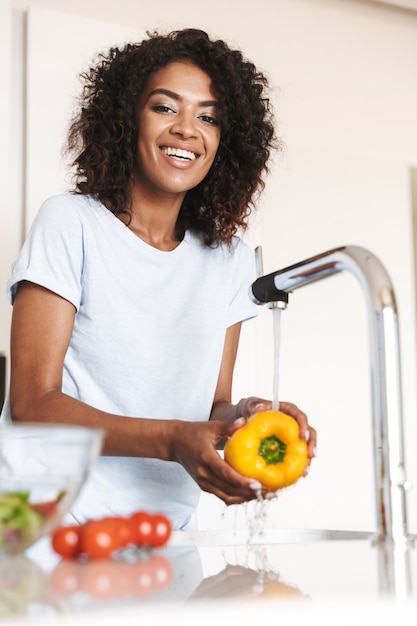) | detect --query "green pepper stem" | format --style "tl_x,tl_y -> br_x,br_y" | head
258,435 -> 286,464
